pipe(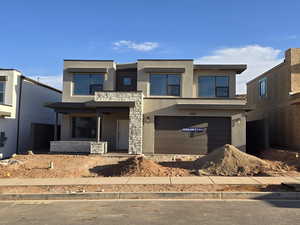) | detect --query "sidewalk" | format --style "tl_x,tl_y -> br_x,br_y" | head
0,176 -> 300,186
